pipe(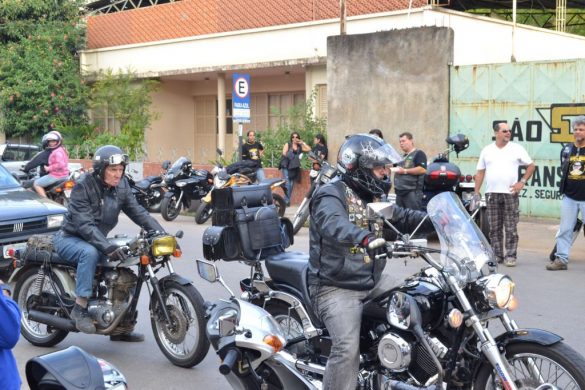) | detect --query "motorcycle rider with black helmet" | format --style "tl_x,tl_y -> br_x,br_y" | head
53,145 -> 165,341
308,134 -> 433,390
